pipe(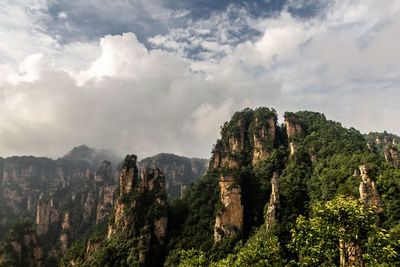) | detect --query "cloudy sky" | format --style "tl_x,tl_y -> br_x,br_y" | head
0,0 -> 399,159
